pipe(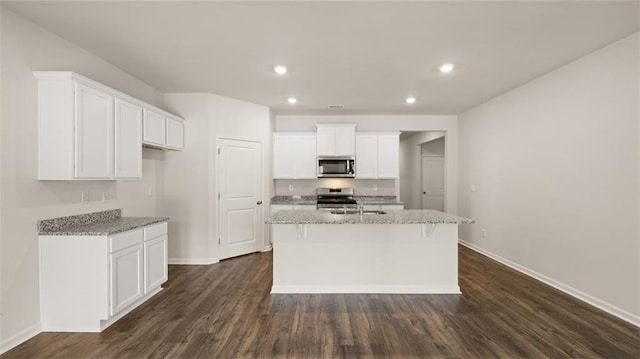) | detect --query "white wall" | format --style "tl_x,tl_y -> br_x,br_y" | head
274,179 -> 396,196
0,9 -> 169,351
399,132 -> 445,209
159,94 -> 212,263
163,93 -> 271,262
458,33 -> 639,324
275,115 -> 459,213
